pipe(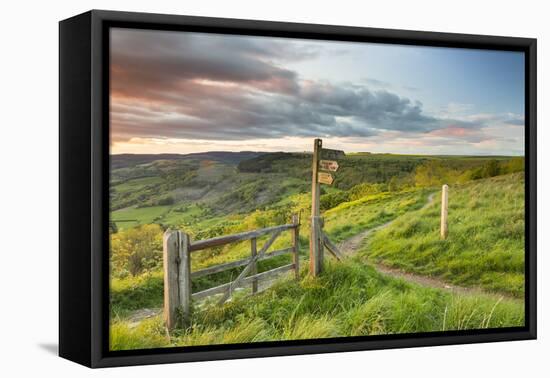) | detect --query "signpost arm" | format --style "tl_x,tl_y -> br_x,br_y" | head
310,139 -> 322,276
